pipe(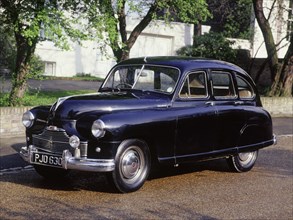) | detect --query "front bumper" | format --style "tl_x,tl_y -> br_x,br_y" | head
20,145 -> 115,172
